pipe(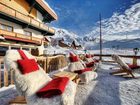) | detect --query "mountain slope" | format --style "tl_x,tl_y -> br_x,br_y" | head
50,28 -> 83,45
85,38 -> 140,50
